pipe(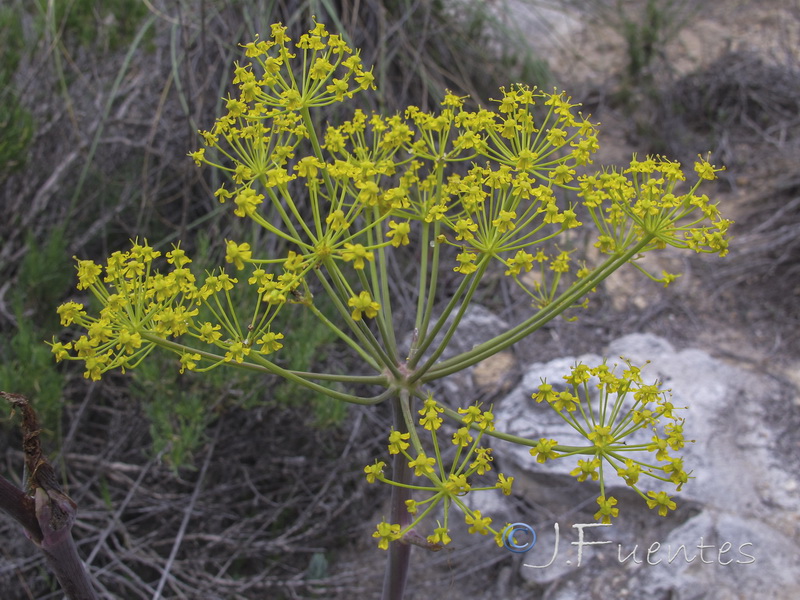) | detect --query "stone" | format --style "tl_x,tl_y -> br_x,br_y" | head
491,333 -> 800,598
406,304 -> 519,400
